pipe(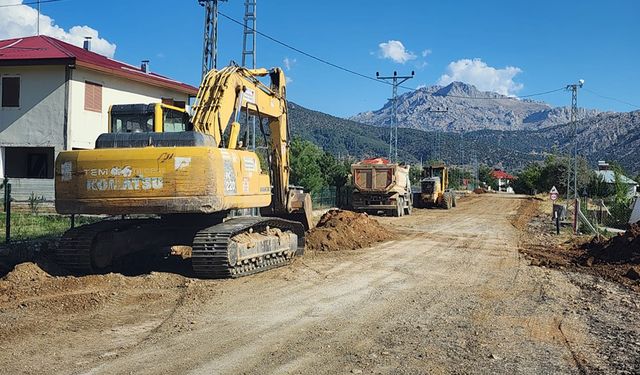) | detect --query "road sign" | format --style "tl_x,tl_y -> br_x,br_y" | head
550,186 -> 559,201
